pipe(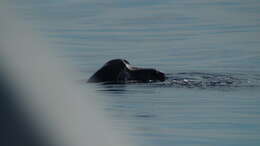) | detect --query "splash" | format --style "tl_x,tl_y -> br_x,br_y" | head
159,72 -> 260,89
